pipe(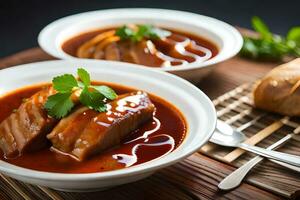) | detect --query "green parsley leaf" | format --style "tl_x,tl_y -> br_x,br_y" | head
45,68 -> 118,118
287,27 -> 300,45
115,26 -> 134,40
77,81 -> 85,88
240,37 -> 286,61
240,37 -> 259,59
77,68 -> 90,86
116,24 -> 171,42
241,16 -> 300,61
133,25 -> 148,42
92,85 -> 117,100
52,74 -> 78,93
79,87 -> 106,112
138,25 -> 171,40
251,16 -> 272,41
44,93 -> 74,119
